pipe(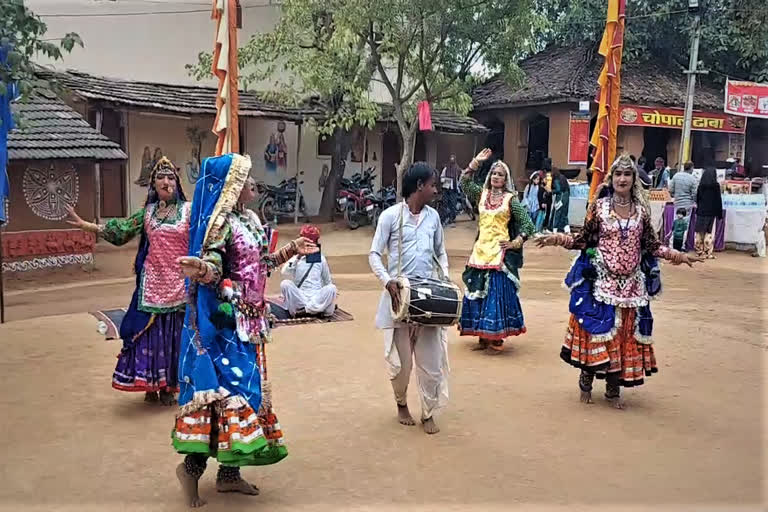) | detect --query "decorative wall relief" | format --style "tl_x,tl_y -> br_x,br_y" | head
135,146 -> 163,186
185,126 -> 206,183
23,164 -> 79,221
318,163 -> 329,191
264,121 -> 288,173
1,229 -> 96,272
